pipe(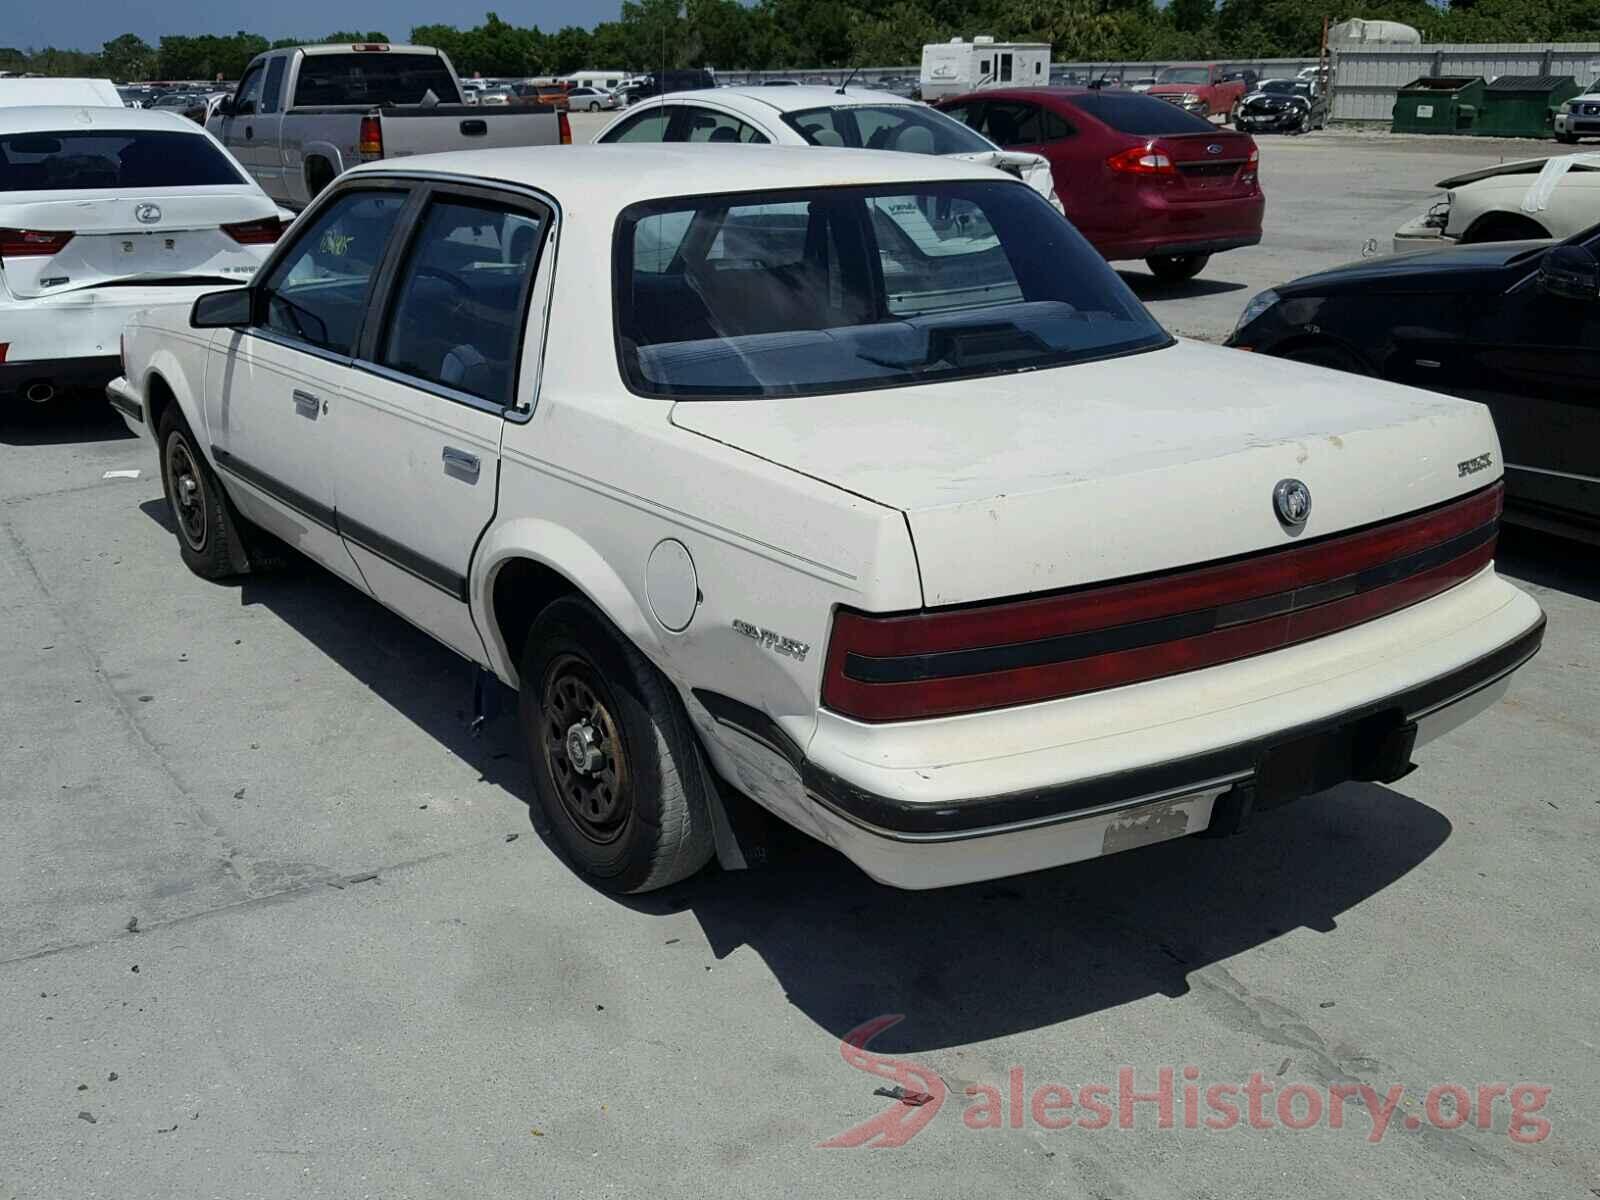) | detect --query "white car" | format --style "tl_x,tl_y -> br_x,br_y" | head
593,85 -> 1061,210
109,144 -> 1543,894
1394,154 -> 1600,252
1,105 -> 285,405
